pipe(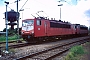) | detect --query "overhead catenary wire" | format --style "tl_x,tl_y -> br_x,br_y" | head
19,0 -> 28,12
30,0 -> 50,18
1,0 -> 17,4
7,6 -> 13,10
